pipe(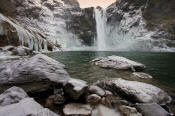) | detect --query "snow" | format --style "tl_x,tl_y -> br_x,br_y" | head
68,78 -> 87,91
112,78 -> 171,103
92,55 -> 145,71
